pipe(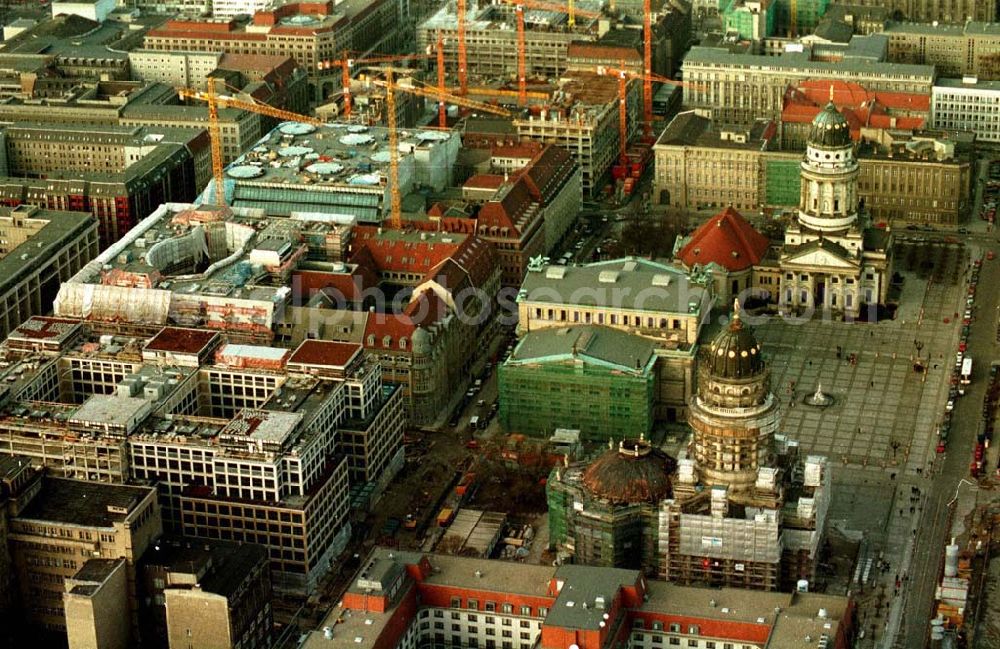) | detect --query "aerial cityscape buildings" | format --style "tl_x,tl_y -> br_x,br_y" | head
0,0 -> 996,647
